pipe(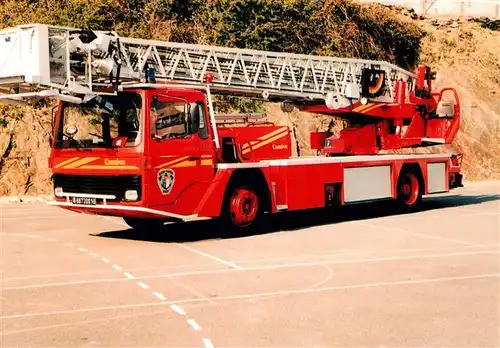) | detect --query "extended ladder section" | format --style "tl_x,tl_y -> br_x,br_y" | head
0,23 -> 416,106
